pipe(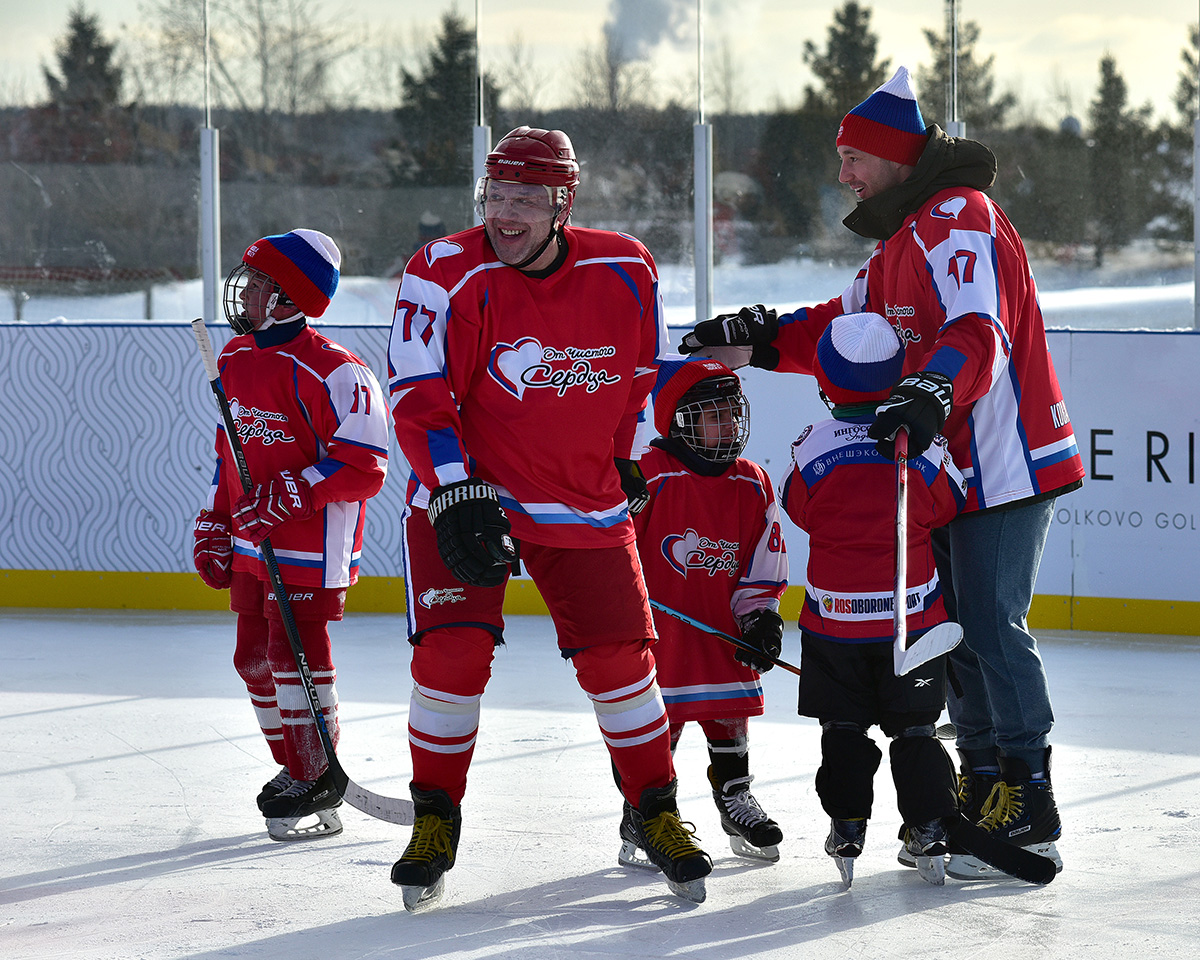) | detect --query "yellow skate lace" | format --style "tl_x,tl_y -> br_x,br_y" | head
641,811 -> 704,859
401,813 -> 455,865
956,773 -> 972,806
978,781 -> 1025,831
